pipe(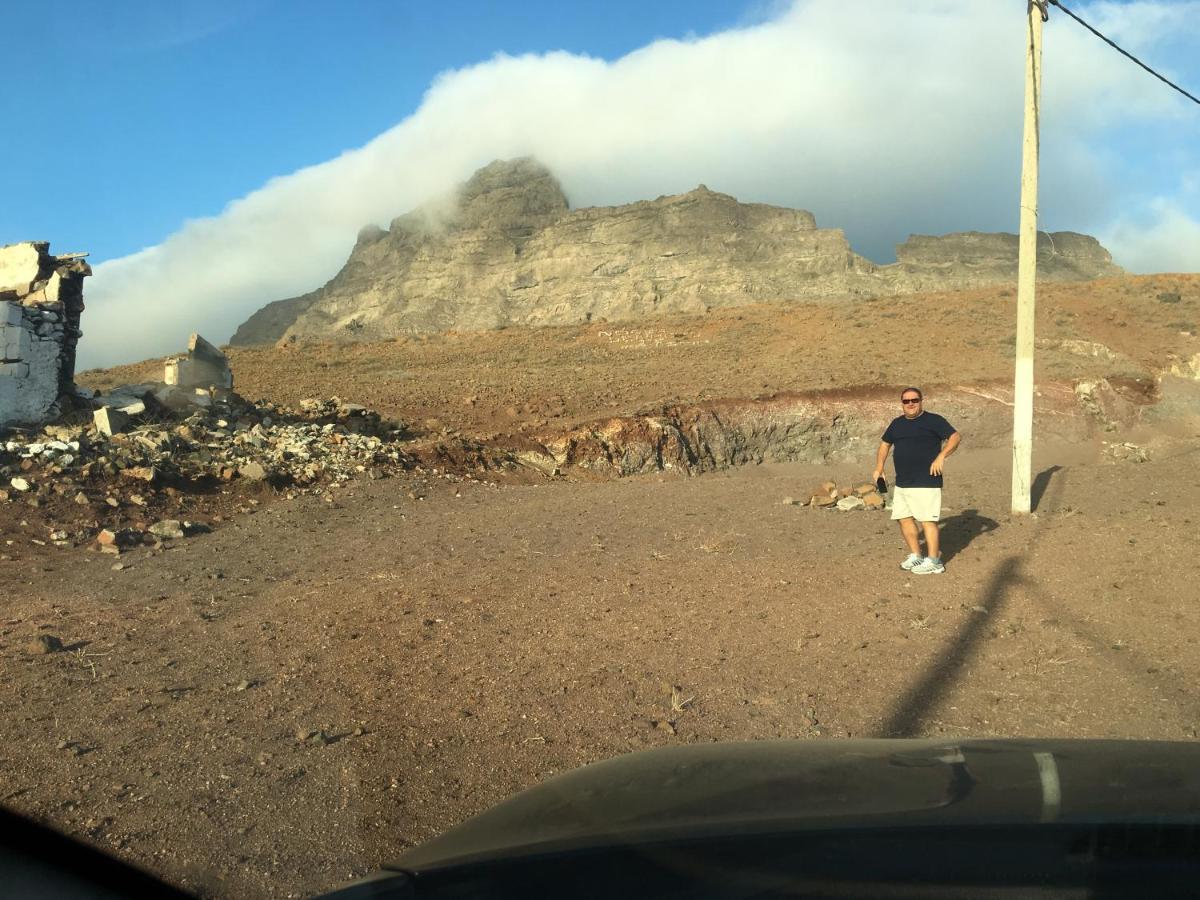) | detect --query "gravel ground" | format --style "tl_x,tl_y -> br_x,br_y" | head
1,436 -> 1198,897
